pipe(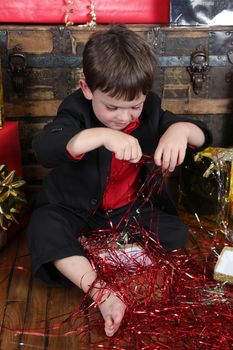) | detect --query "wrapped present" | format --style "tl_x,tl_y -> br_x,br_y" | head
170,0 -> 233,26
0,121 -> 22,176
179,148 -> 220,216
0,60 -> 4,128
0,0 -> 169,24
0,122 -> 25,248
180,147 -> 233,240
